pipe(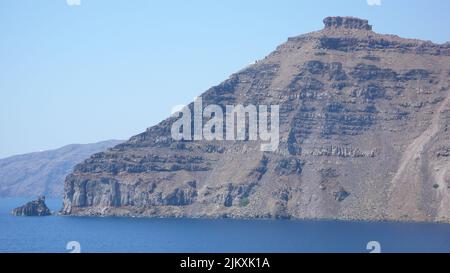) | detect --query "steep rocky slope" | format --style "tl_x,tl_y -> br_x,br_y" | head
62,17 -> 450,222
0,140 -> 123,197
